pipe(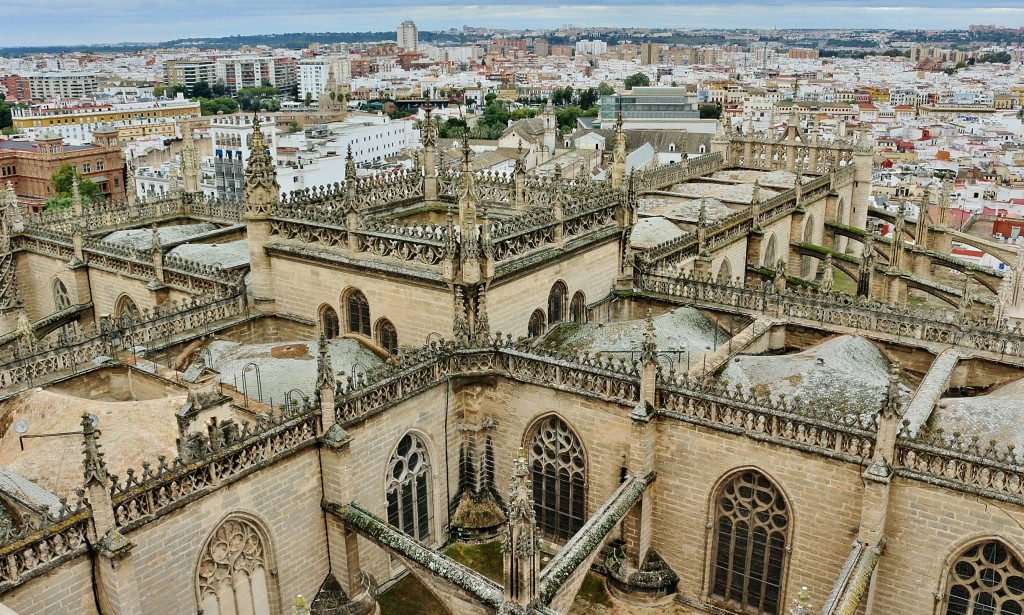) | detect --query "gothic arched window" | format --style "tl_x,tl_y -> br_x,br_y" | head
320,305 -> 340,339
717,259 -> 732,284
548,281 -> 568,325
197,516 -> 274,615
52,278 -> 71,310
528,415 -> 586,542
528,309 -> 546,338
710,470 -> 790,615
377,319 -> 398,355
570,291 -> 586,323
346,290 -> 371,337
386,434 -> 431,542
762,234 -> 777,269
114,295 -> 141,323
944,541 -> 1024,615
